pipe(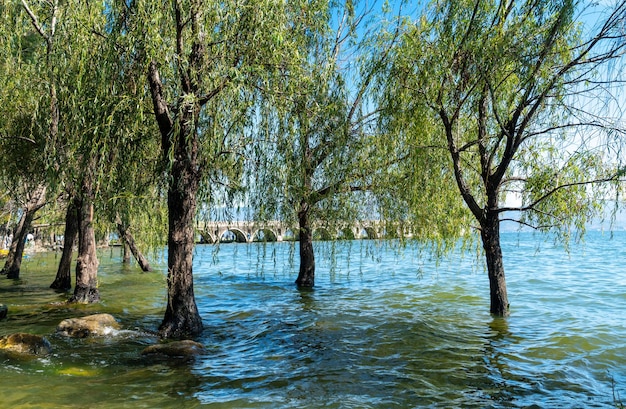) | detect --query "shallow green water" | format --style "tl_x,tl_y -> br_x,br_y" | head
0,231 -> 625,408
